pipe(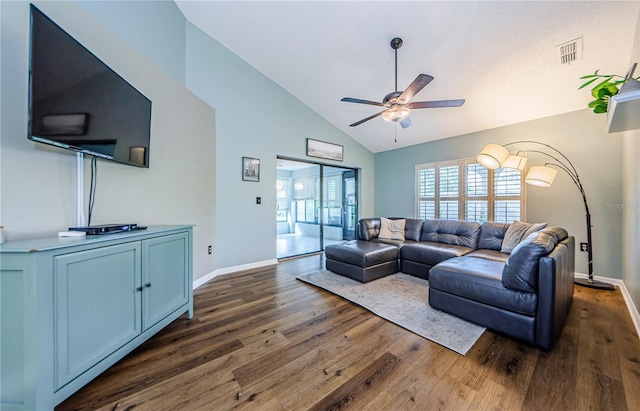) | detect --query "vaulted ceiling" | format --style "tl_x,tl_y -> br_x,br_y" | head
176,1 -> 640,153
